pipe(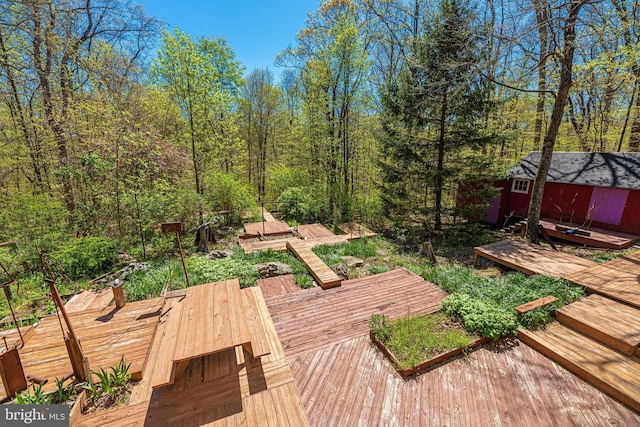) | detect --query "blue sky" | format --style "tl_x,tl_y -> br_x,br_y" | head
135,1 -> 320,79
